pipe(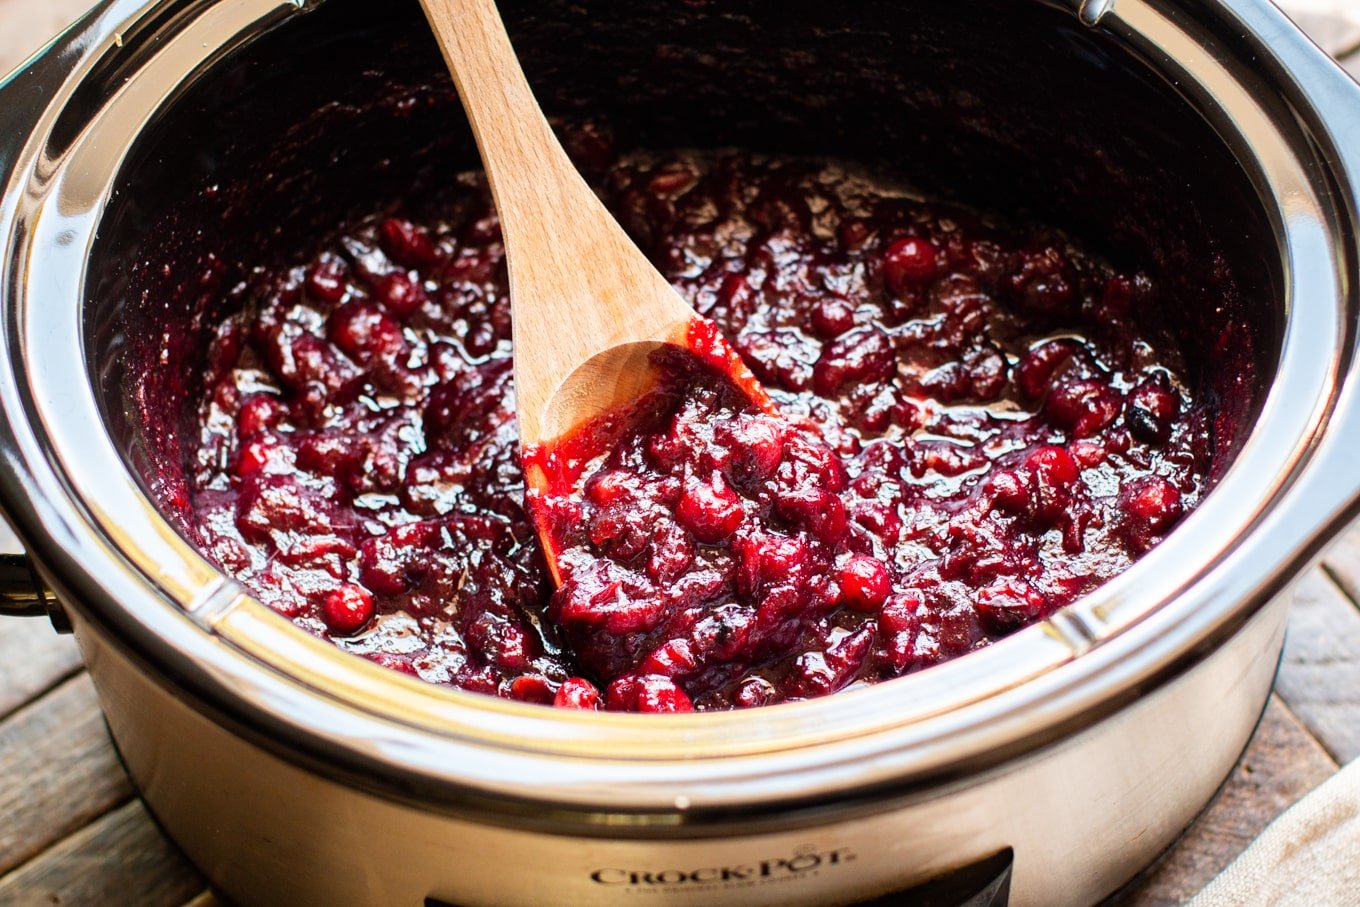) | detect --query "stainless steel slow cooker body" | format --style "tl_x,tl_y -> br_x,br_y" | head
2,0 -> 1359,905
